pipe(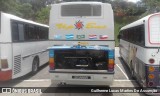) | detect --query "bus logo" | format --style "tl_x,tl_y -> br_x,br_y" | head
75,20 -> 84,30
